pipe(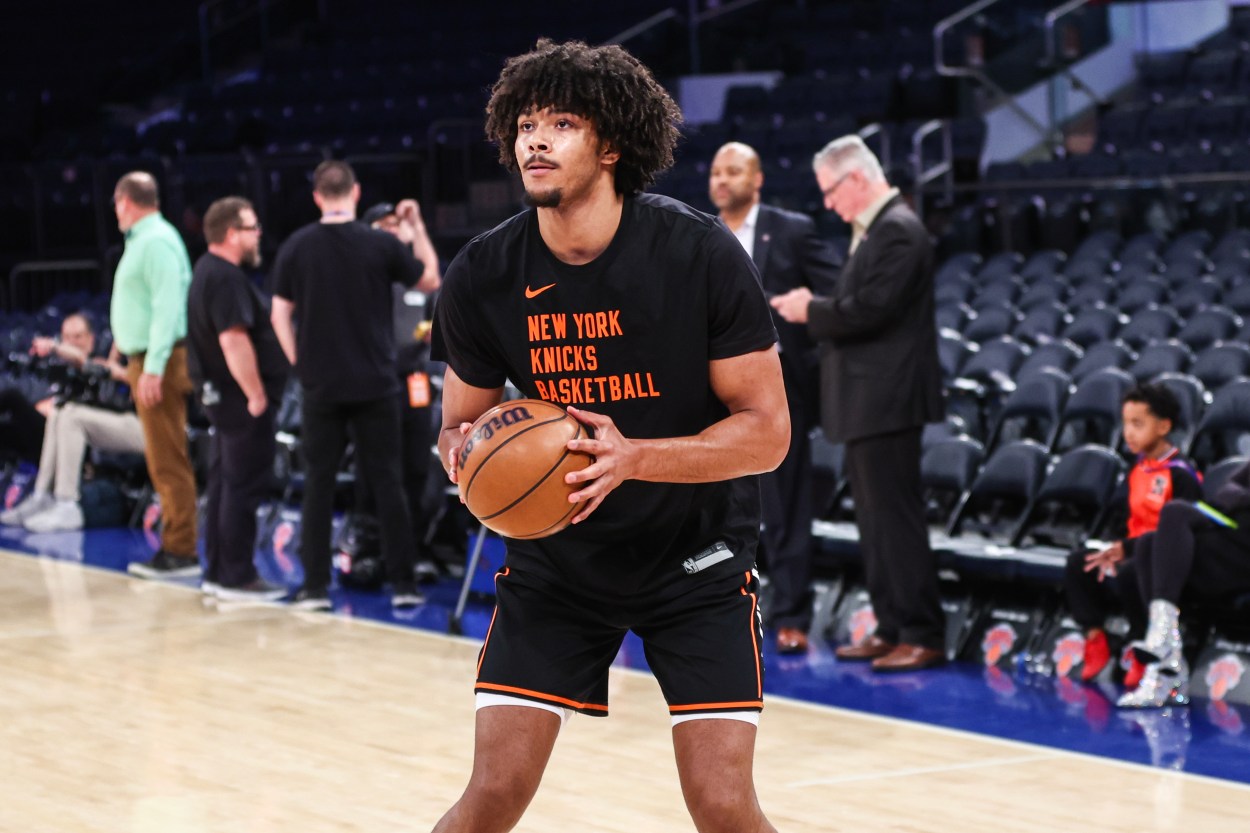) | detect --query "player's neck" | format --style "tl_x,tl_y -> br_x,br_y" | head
1142,440 -> 1174,461
536,185 -> 624,266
